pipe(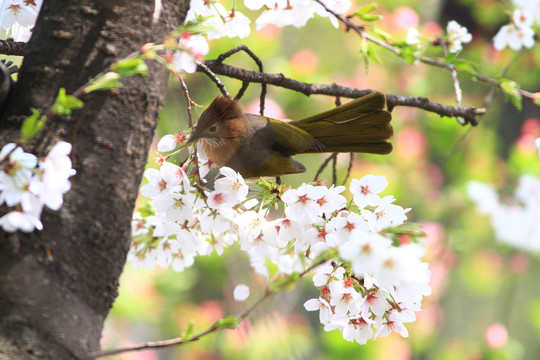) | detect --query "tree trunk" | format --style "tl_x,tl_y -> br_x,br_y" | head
0,1 -> 188,359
